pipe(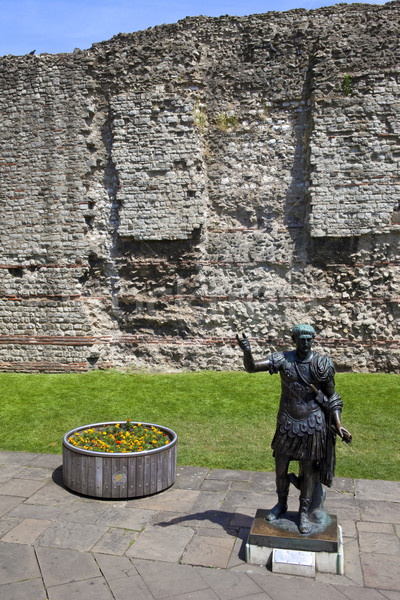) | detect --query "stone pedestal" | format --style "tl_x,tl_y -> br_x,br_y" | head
245,509 -> 343,576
